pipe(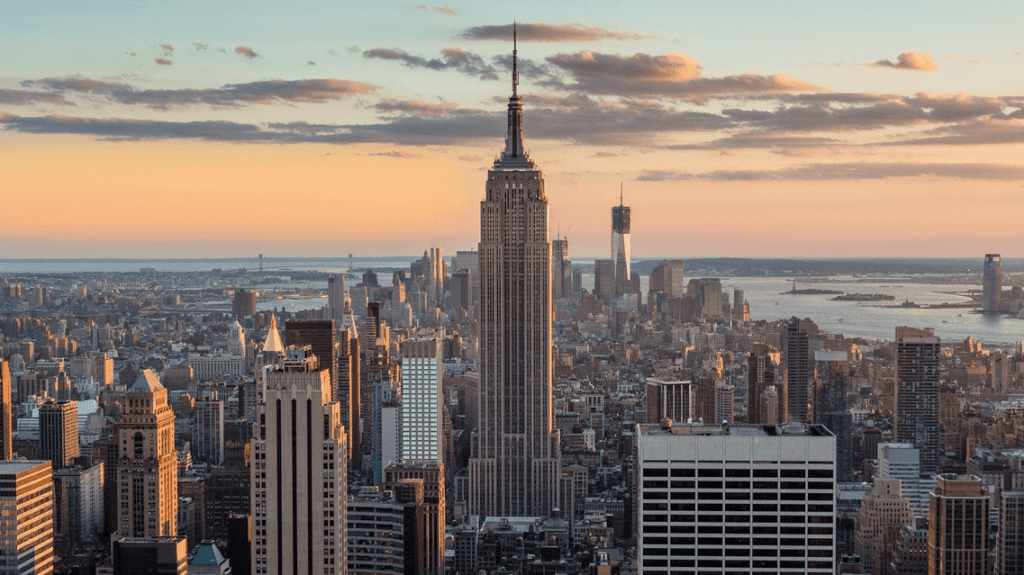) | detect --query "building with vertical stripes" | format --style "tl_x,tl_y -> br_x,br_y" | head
251,346 -> 347,575
468,31 -> 561,519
